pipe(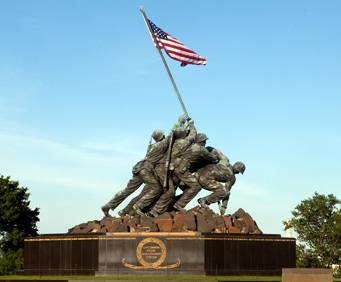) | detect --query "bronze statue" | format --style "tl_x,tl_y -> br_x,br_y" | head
101,116 -> 245,218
